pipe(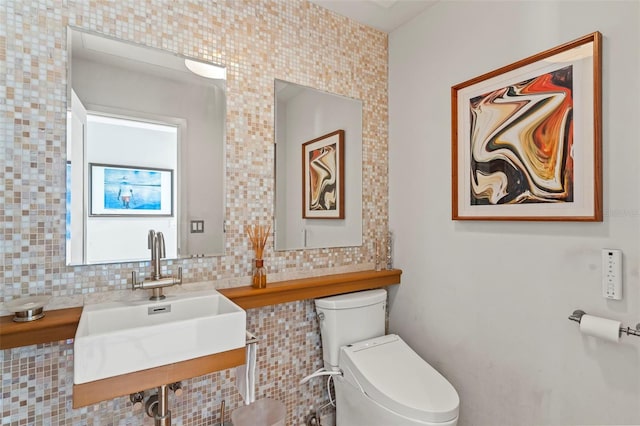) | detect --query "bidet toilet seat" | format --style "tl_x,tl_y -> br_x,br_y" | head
339,334 -> 460,424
